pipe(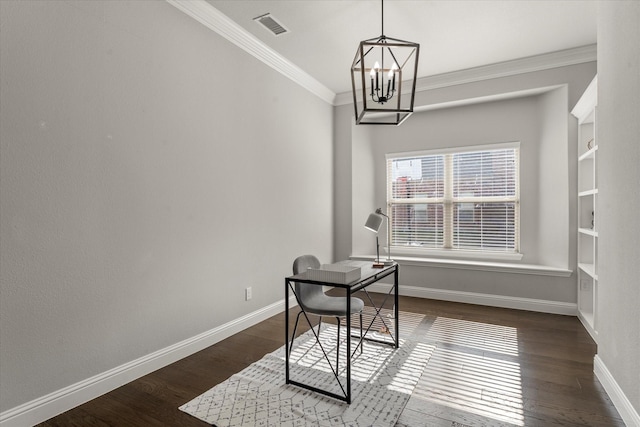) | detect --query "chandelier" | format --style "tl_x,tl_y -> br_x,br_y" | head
351,0 -> 420,125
